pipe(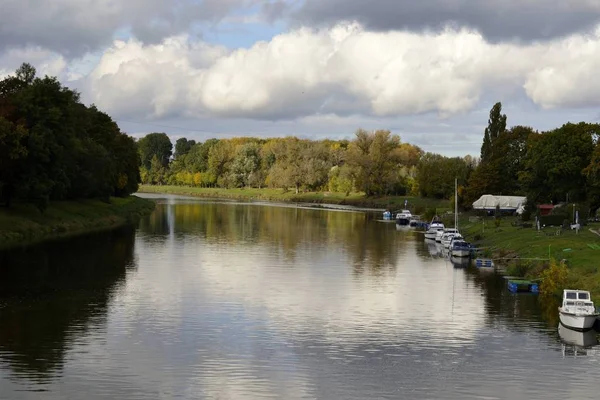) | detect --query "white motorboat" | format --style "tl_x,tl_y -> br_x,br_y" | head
439,228 -> 458,245
409,215 -> 422,227
450,239 -> 471,258
558,289 -> 599,331
442,232 -> 457,248
424,218 -> 444,240
395,209 -> 412,226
